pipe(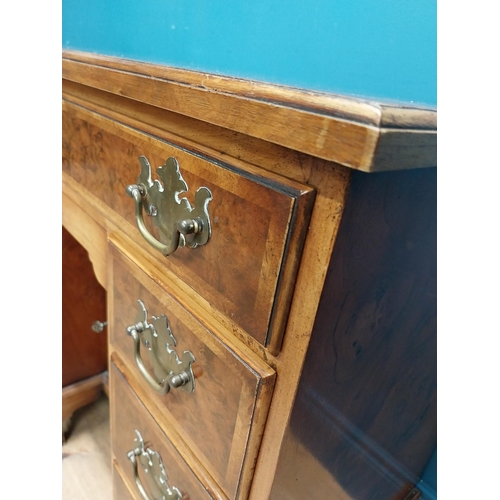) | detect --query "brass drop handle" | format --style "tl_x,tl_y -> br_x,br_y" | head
127,430 -> 182,500
127,450 -> 152,500
126,155 -> 212,257
126,184 -> 203,256
127,324 -> 171,395
126,300 -> 196,396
